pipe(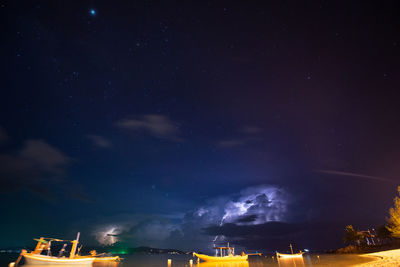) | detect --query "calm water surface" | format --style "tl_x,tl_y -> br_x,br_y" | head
1,253 -> 376,267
